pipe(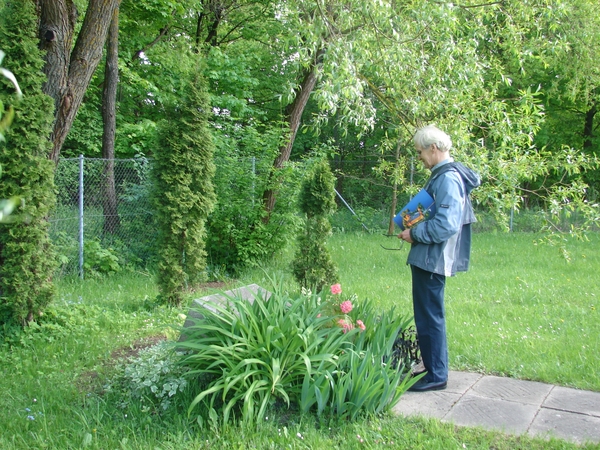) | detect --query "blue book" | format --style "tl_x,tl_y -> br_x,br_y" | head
394,189 -> 436,230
